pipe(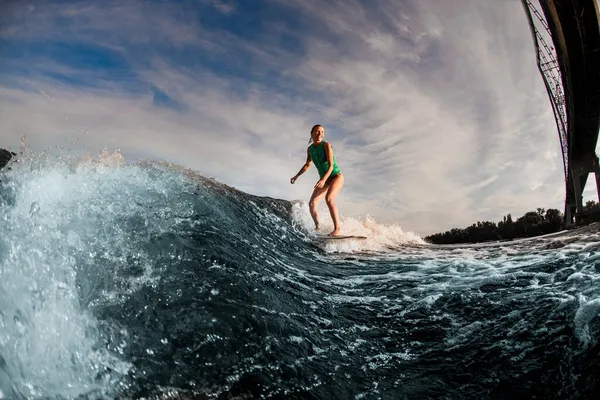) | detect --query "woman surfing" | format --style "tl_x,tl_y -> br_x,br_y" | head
290,124 -> 344,236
